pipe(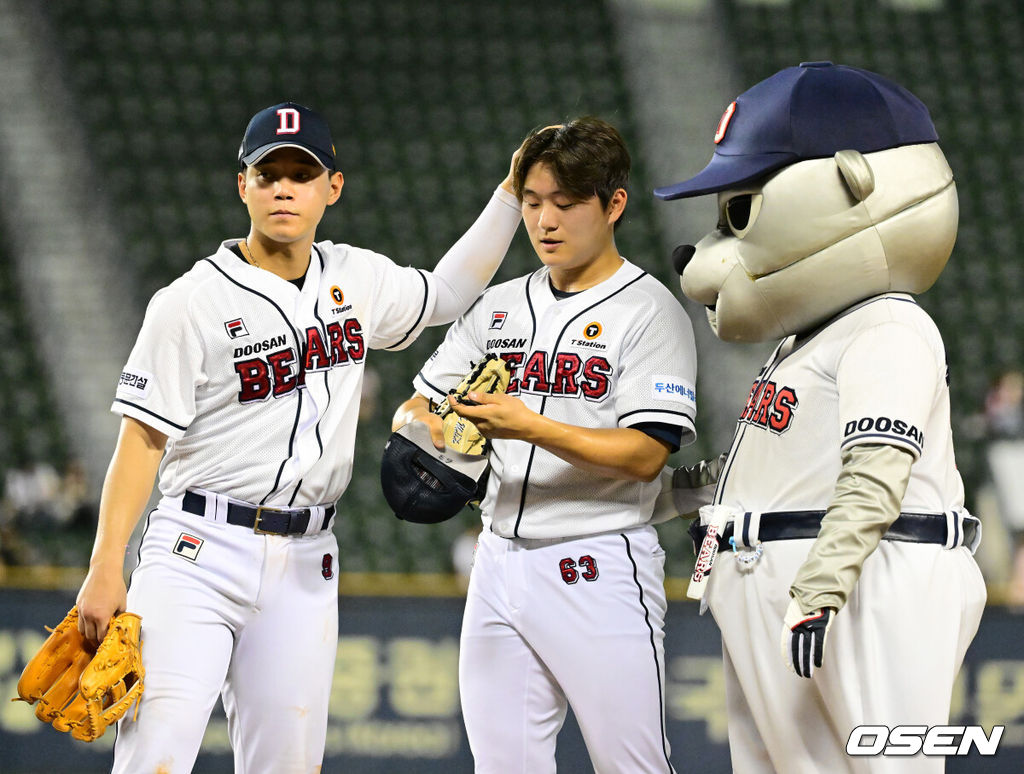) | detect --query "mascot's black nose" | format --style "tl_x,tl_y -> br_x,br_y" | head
671,244 -> 696,276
